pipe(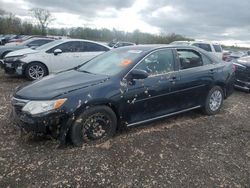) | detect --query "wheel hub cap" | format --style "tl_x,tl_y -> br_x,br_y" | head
209,90 -> 222,112
29,65 -> 44,79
